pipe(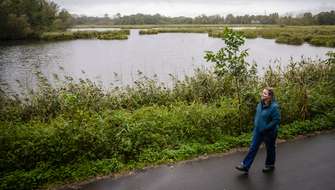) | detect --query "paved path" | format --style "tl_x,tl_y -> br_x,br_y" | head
81,131 -> 335,190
